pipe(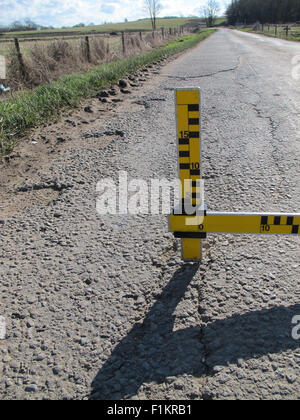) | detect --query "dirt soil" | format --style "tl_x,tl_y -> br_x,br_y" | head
0,56 -> 175,218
